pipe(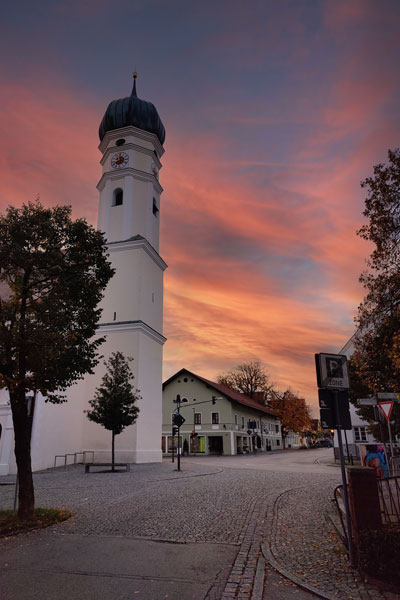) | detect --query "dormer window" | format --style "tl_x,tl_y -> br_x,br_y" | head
113,188 -> 123,206
153,198 -> 159,217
